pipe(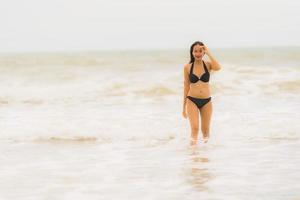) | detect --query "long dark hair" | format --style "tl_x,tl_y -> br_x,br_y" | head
189,41 -> 204,63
